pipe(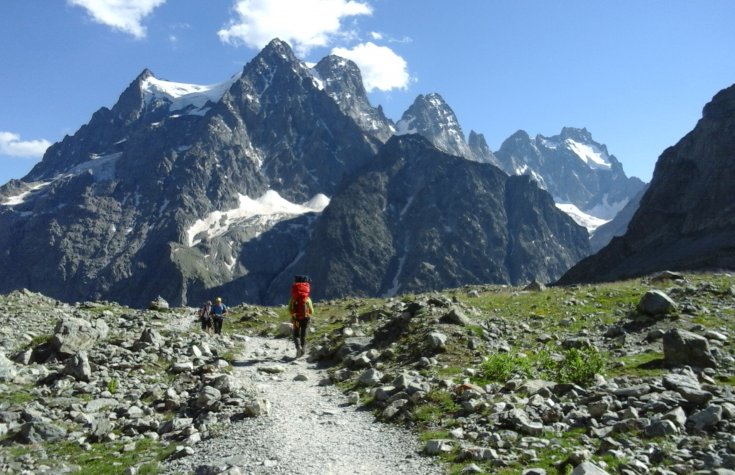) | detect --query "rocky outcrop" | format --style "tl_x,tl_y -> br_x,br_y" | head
559,84 -> 735,284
